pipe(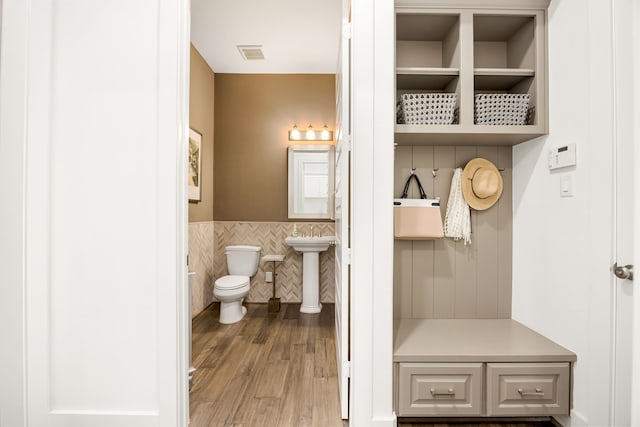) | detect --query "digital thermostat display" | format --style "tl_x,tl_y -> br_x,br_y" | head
548,143 -> 576,170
